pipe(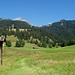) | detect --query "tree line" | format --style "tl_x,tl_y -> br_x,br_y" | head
0,19 -> 75,48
